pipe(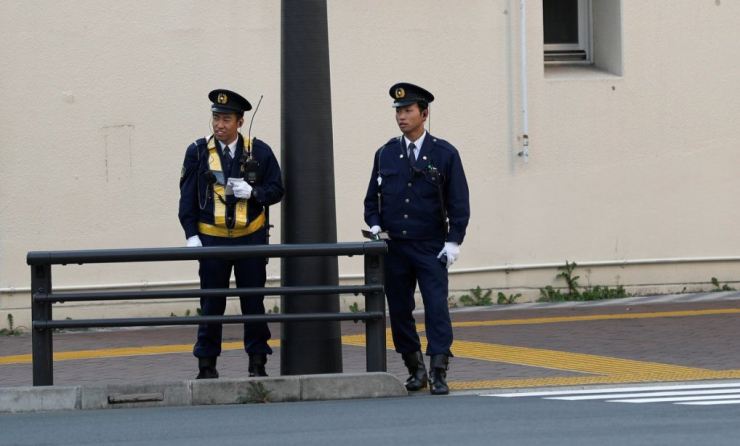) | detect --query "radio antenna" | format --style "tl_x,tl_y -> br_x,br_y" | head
247,95 -> 264,152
